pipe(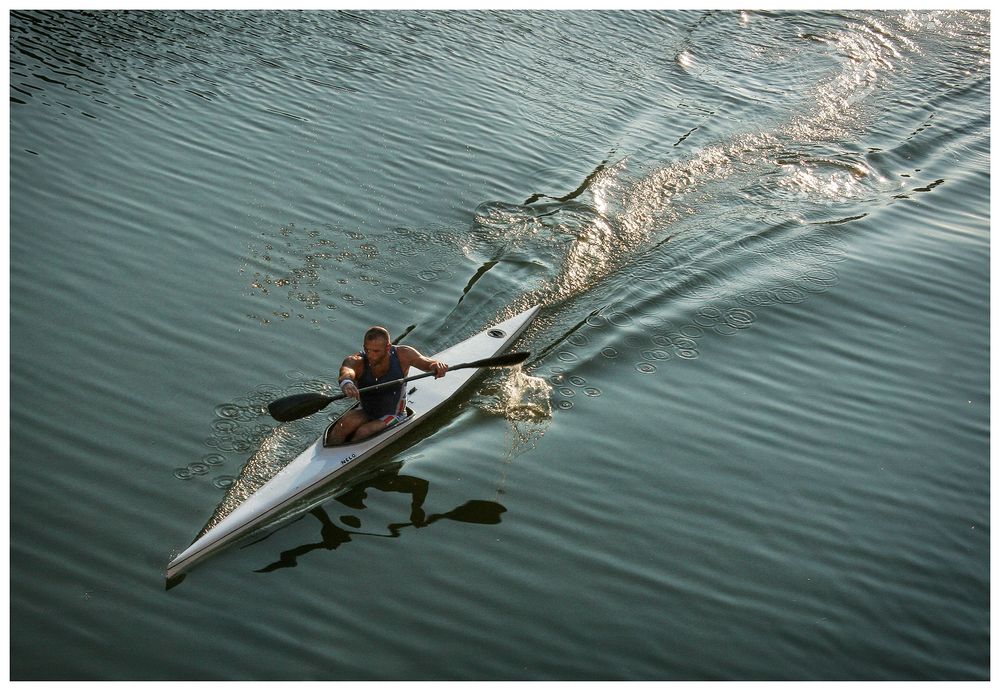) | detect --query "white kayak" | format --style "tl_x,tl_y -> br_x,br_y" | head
166,304 -> 540,580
